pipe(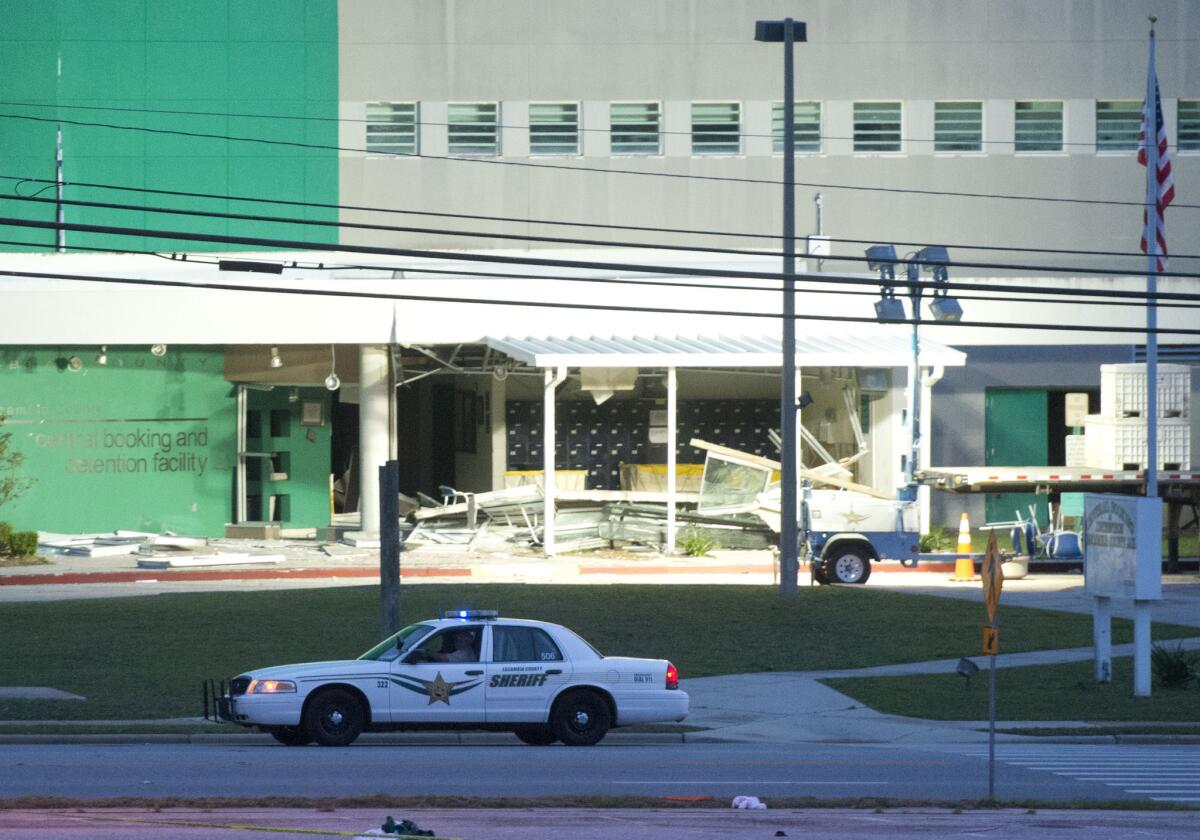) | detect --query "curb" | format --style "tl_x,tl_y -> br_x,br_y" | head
0,730 -> 692,746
